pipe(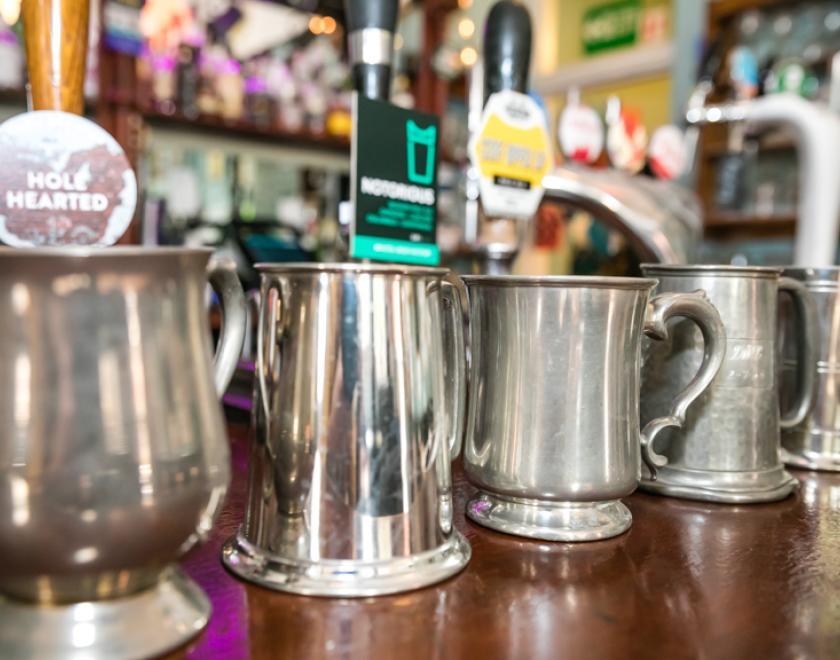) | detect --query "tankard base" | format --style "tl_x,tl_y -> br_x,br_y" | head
465,492 -> 631,542
0,567 -> 209,660
640,464 -> 799,503
782,445 -> 840,472
222,529 -> 471,597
